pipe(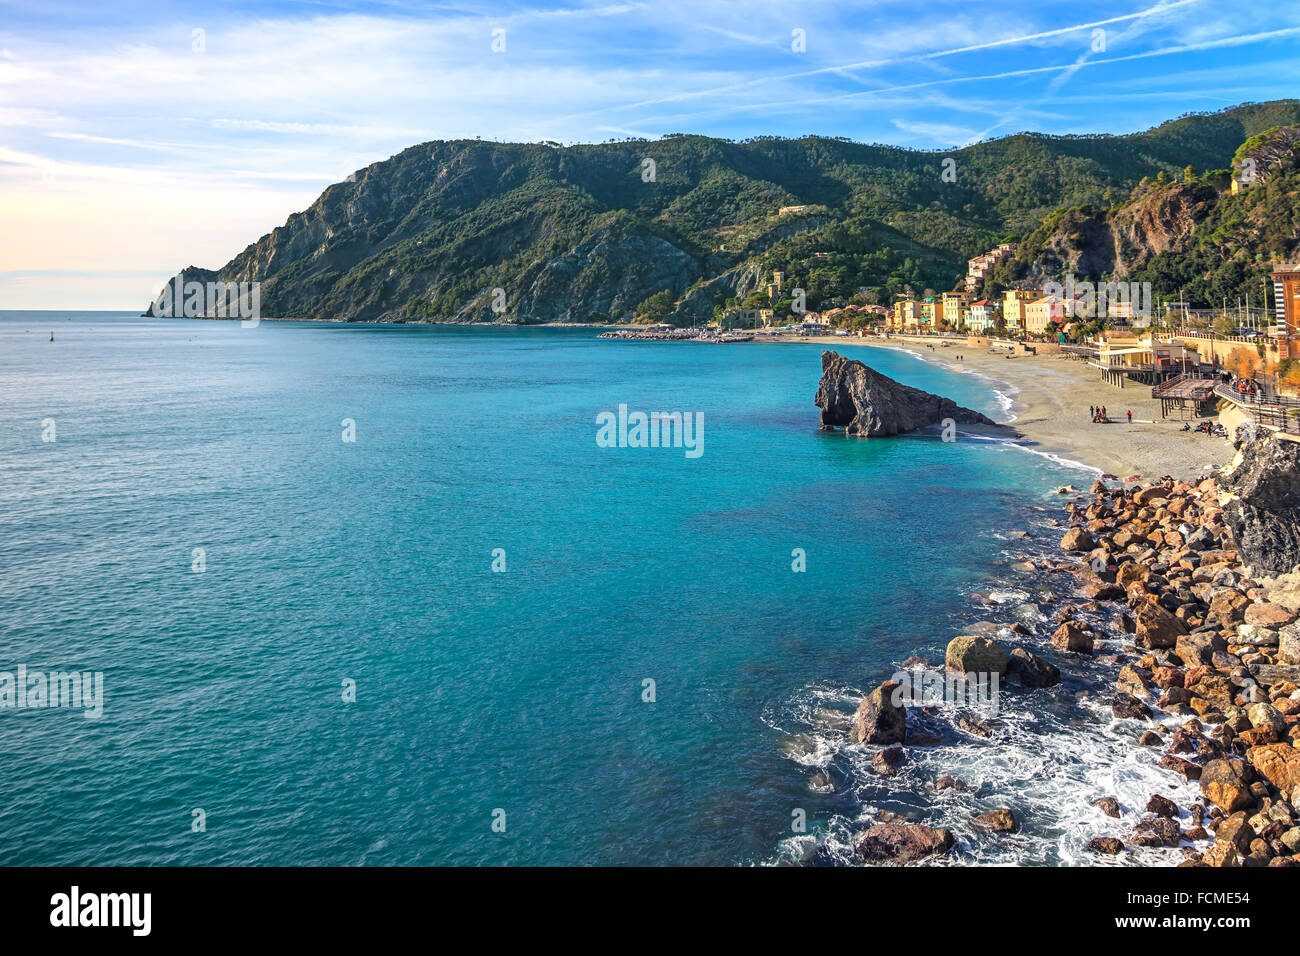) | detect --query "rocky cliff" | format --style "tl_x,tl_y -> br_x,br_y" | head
1219,435 -> 1300,575
814,350 -> 998,437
